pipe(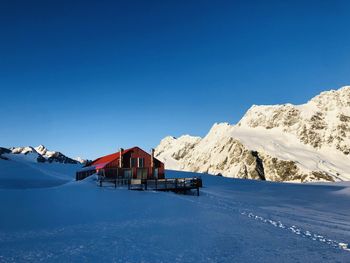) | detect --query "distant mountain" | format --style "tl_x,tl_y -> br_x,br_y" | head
1,145 -> 81,164
155,86 -> 350,183
74,156 -> 90,165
